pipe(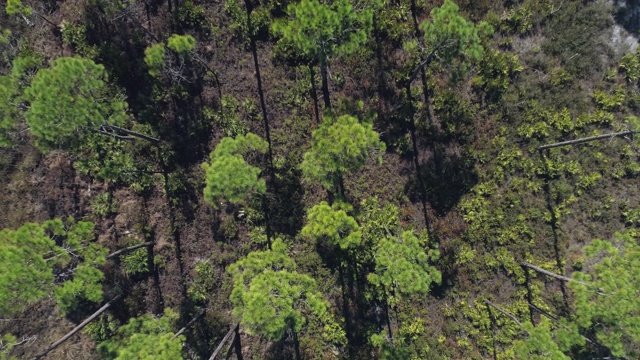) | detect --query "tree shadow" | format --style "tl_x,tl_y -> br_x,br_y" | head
422,146 -> 478,217
614,0 -> 640,35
